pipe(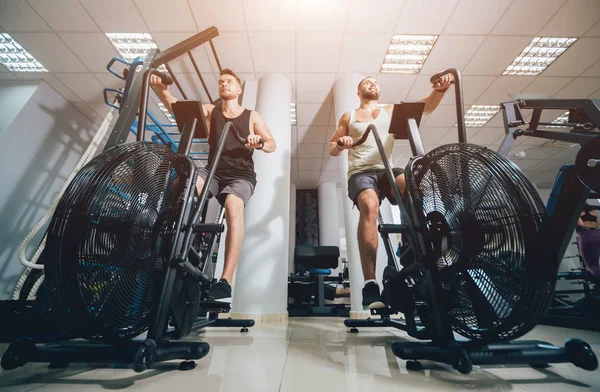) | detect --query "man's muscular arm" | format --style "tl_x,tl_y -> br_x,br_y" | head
248,111 -> 276,152
328,112 -> 353,156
